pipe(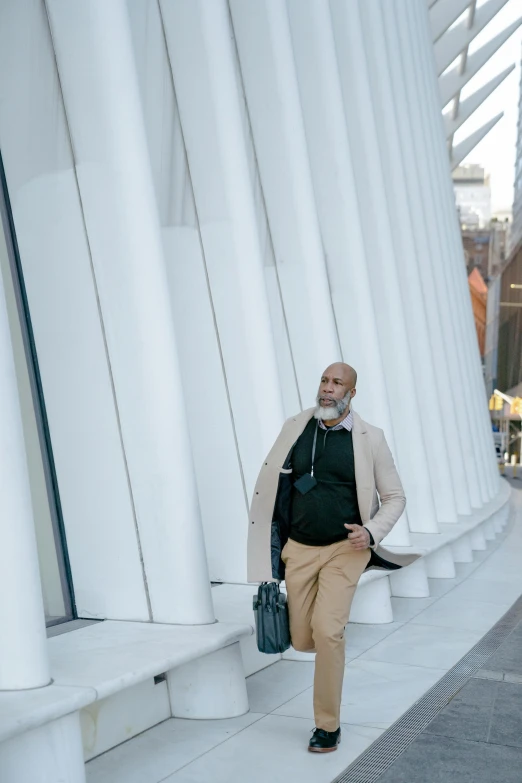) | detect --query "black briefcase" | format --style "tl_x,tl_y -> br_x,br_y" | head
252,582 -> 291,654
